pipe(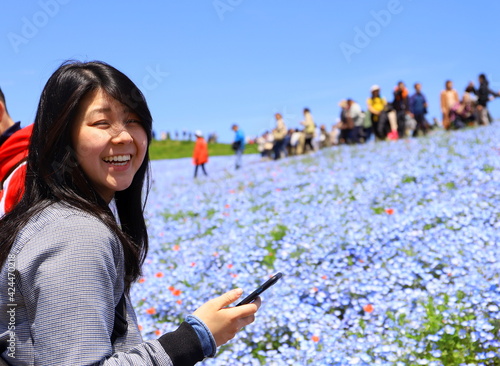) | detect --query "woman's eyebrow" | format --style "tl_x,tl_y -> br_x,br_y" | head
88,106 -> 131,117
88,107 -> 112,117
